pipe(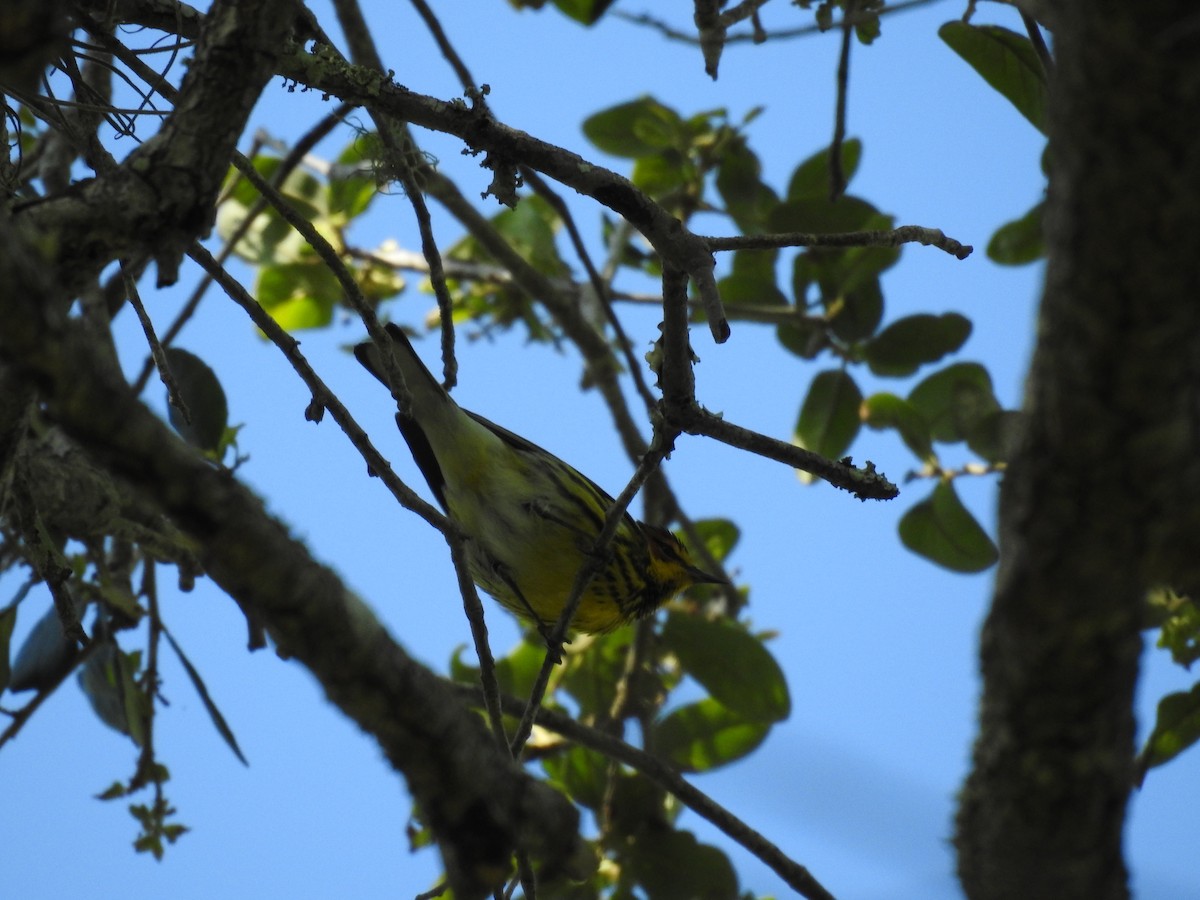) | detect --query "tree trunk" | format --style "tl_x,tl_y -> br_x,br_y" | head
956,4 -> 1200,898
